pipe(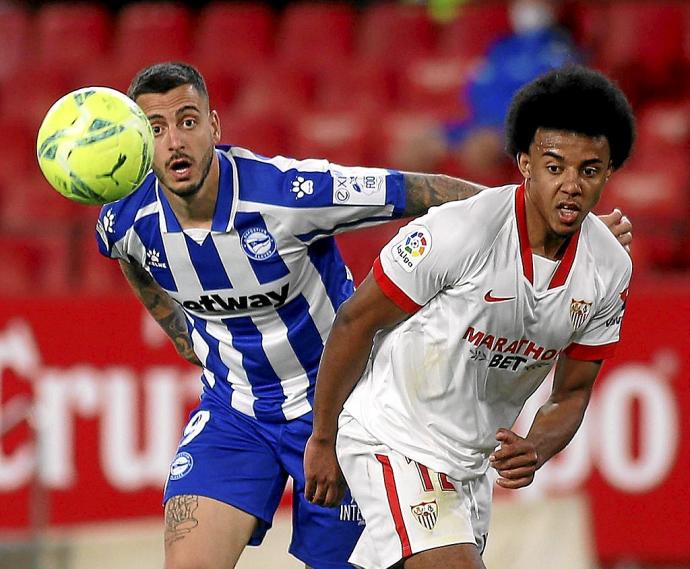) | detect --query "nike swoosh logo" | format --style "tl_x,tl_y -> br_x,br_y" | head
484,290 -> 516,303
